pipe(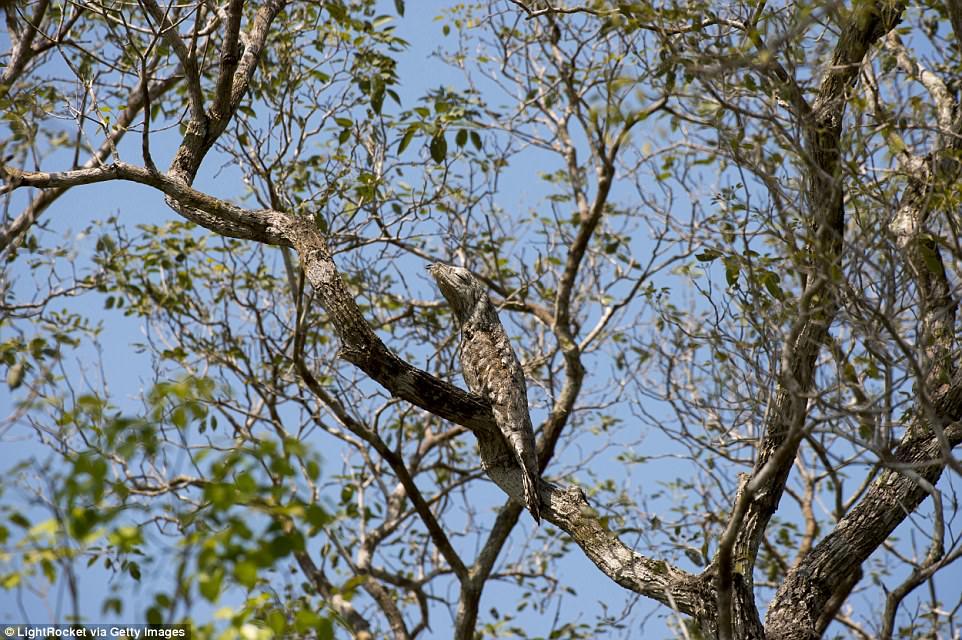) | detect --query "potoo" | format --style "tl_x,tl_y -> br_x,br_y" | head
427,263 -> 541,523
